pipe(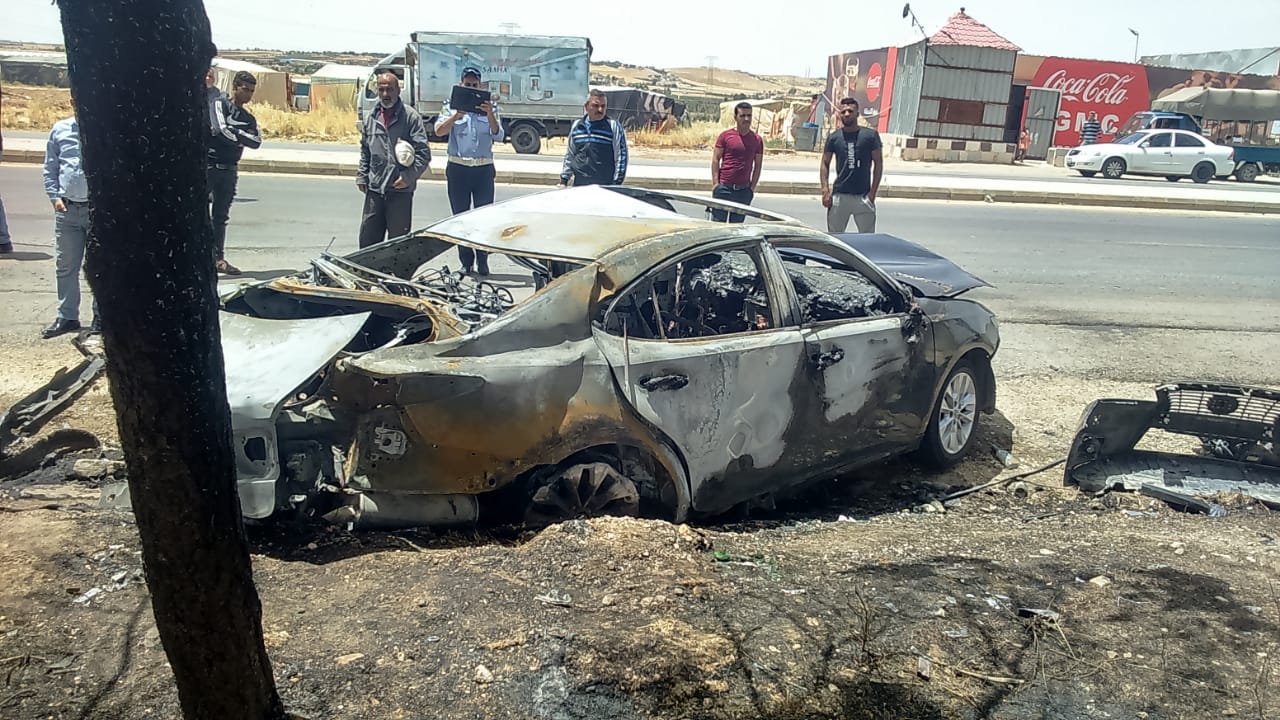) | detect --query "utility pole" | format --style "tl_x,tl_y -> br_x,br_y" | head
1128,28 -> 1139,63
705,55 -> 717,85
